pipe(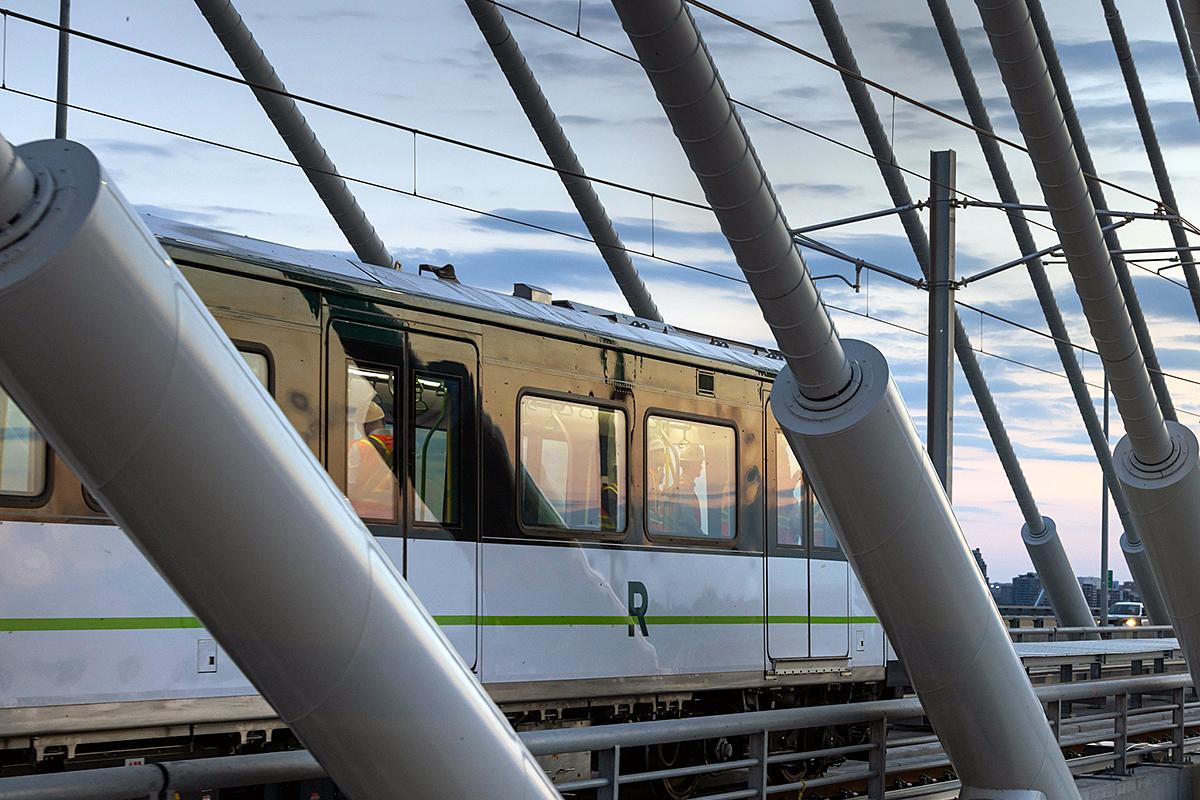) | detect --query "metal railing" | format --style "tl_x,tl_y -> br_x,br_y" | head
0,675 -> 1194,799
1010,624 -> 1175,642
